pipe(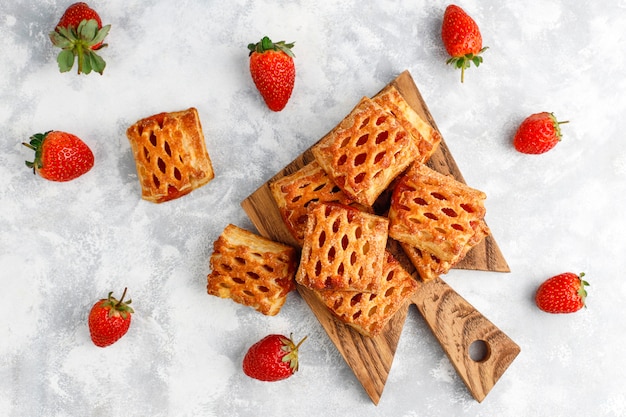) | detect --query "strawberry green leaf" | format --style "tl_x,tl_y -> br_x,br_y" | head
49,31 -> 72,49
92,25 -> 111,48
81,51 -> 93,75
87,51 -> 106,75
261,36 -> 273,51
55,26 -> 75,41
248,36 -> 295,58
78,19 -> 98,43
57,50 -> 75,73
